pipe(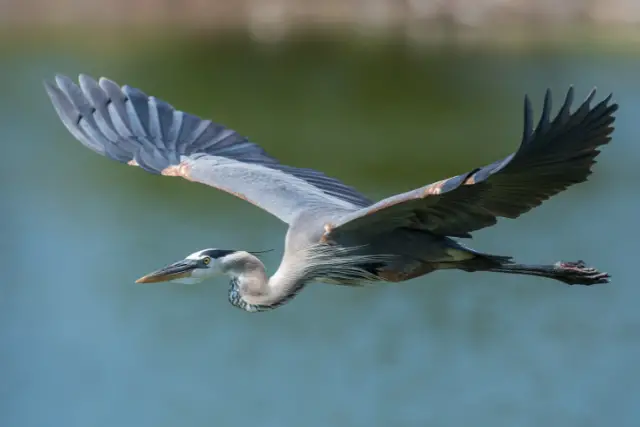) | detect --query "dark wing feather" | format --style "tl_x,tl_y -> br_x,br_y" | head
328,87 -> 617,239
45,74 -> 371,224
